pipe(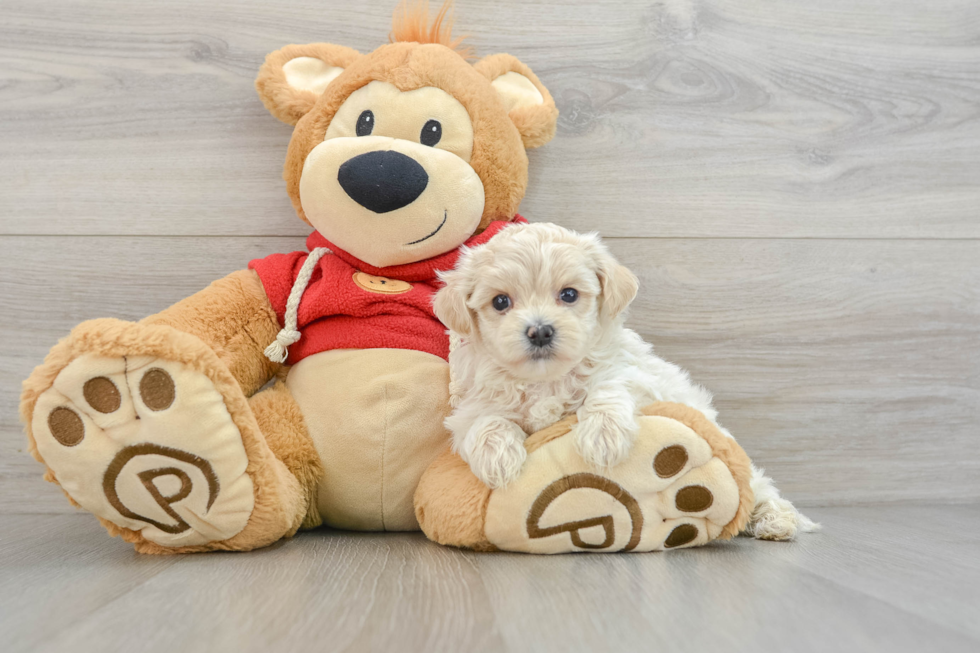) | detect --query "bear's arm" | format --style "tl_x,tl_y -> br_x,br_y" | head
141,269 -> 281,396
